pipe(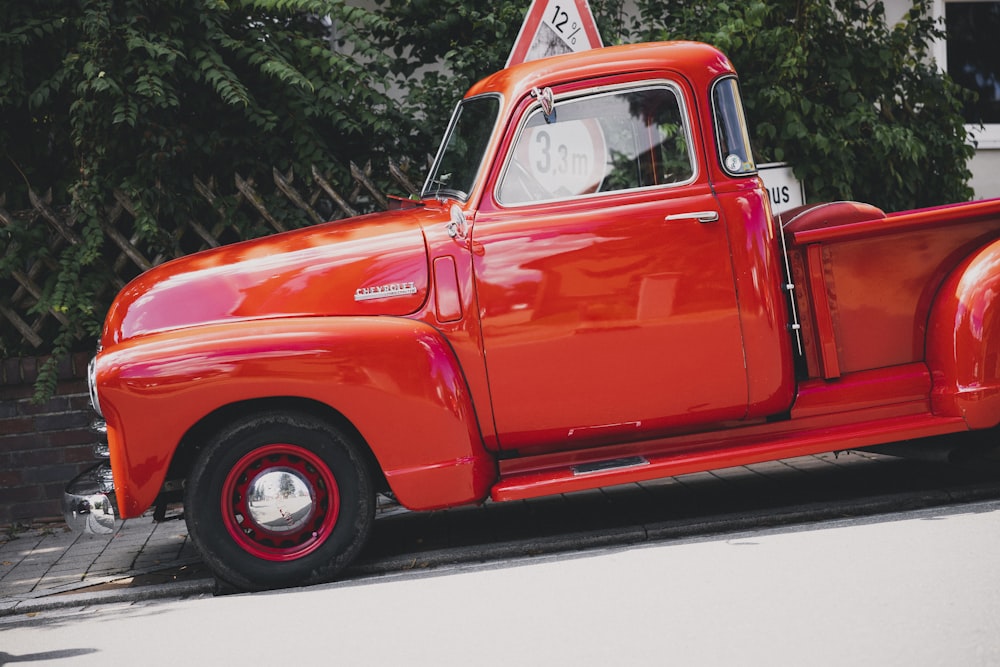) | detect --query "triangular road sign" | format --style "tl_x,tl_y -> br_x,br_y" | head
506,0 -> 603,67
